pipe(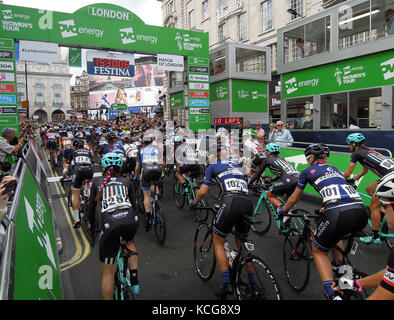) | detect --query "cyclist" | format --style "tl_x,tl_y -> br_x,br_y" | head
69,138 -> 94,228
343,133 -> 394,245
190,143 -> 253,299
135,135 -> 163,232
279,143 -> 369,300
333,171 -> 394,300
87,152 -> 139,300
248,143 -> 298,210
45,127 -> 59,165
59,130 -> 74,181
124,136 -> 139,177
